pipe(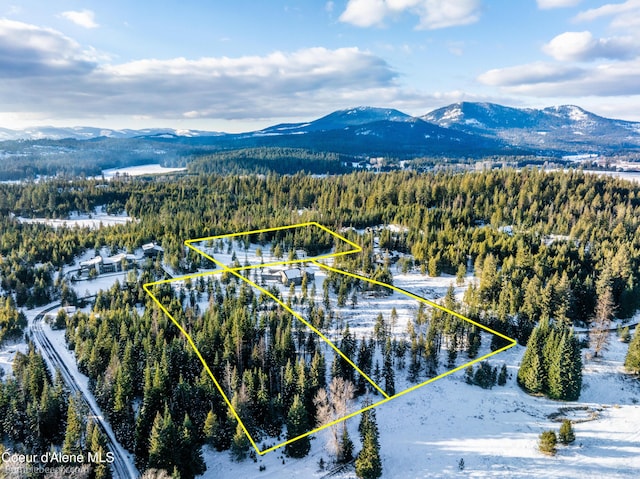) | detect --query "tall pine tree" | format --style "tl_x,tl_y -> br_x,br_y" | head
356,406 -> 382,479
285,395 -> 311,458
